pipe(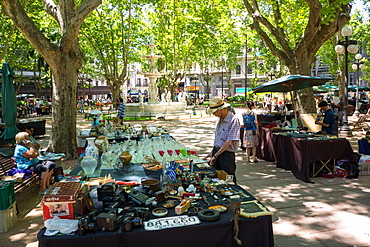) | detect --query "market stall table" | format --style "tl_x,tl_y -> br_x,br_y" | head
16,119 -> 46,136
38,190 -> 273,247
273,134 -> 358,183
257,128 -> 358,183
38,153 -> 65,167
37,163 -> 274,247
256,127 -> 282,162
